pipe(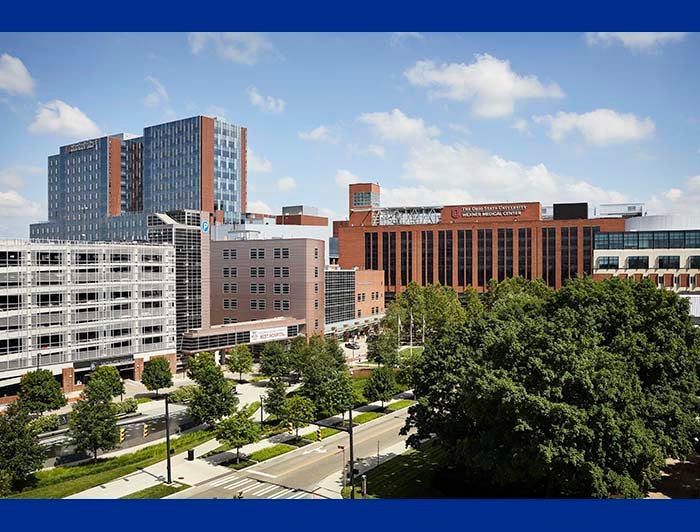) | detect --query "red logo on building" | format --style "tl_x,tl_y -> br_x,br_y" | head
451,208 -> 460,218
